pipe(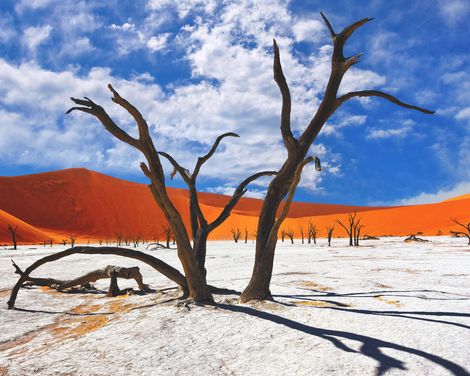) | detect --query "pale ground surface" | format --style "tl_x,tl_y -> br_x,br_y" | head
0,237 -> 469,376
